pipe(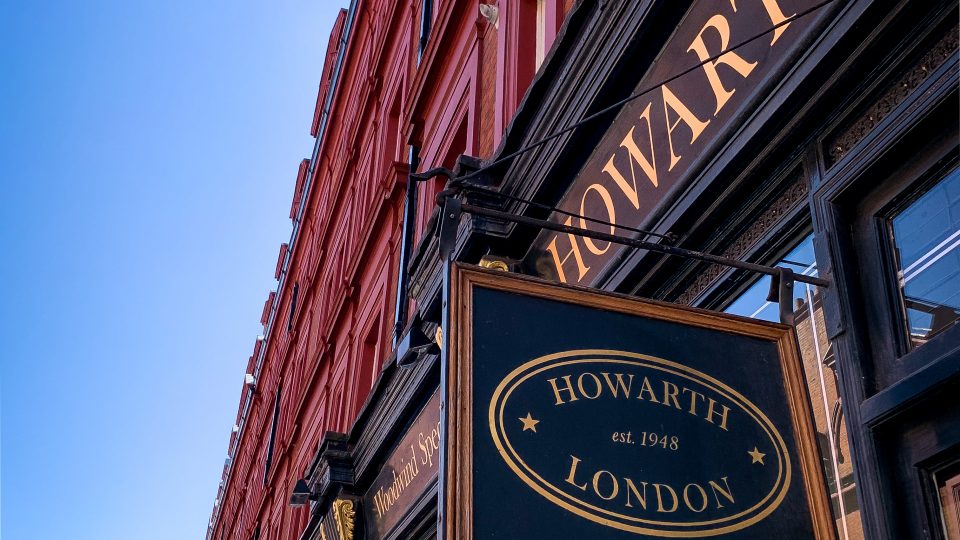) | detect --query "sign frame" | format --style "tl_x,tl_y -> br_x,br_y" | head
442,263 -> 835,539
